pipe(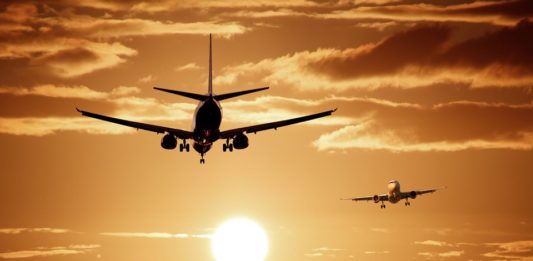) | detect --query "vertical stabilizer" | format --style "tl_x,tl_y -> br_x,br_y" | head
208,33 -> 213,96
